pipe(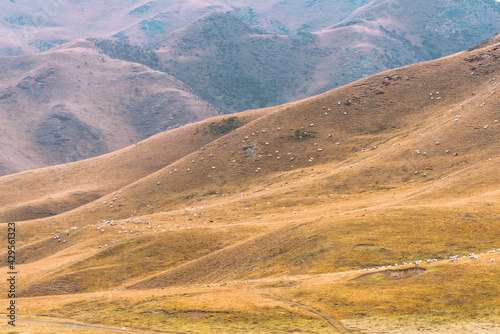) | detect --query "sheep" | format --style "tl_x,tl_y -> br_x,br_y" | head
490,259 -> 496,263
